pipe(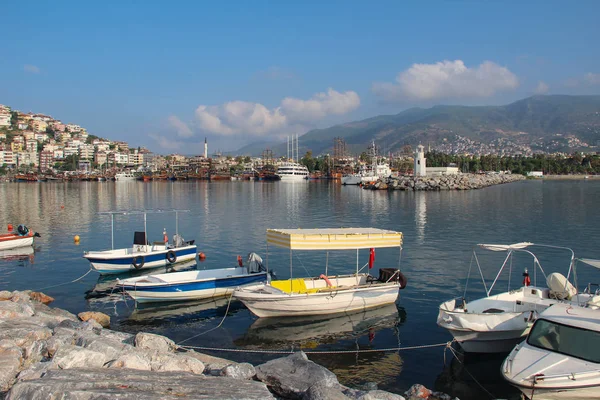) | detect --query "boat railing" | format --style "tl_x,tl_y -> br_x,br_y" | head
532,369 -> 600,383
